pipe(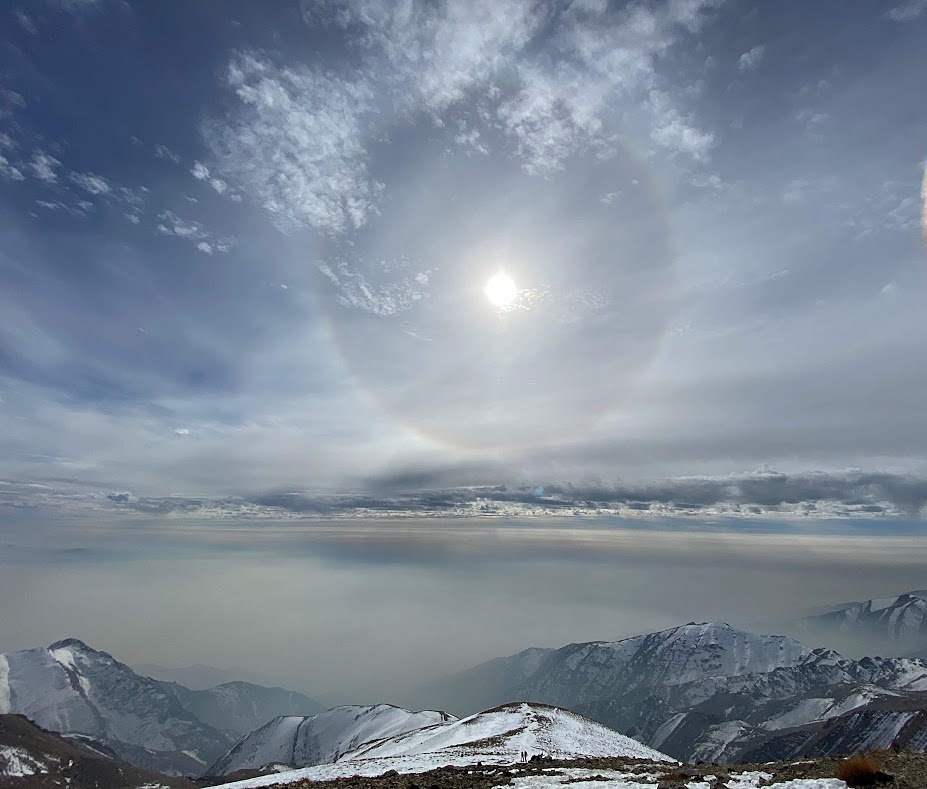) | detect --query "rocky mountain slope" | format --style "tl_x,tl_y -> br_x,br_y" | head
416,622 -> 927,763
0,713 -> 192,787
0,638 -> 324,776
207,751 -> 927,789
158,680 -> 323,736
211,702 -> 675,788
207,704 -> 455,777
0,637 -> 234,774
